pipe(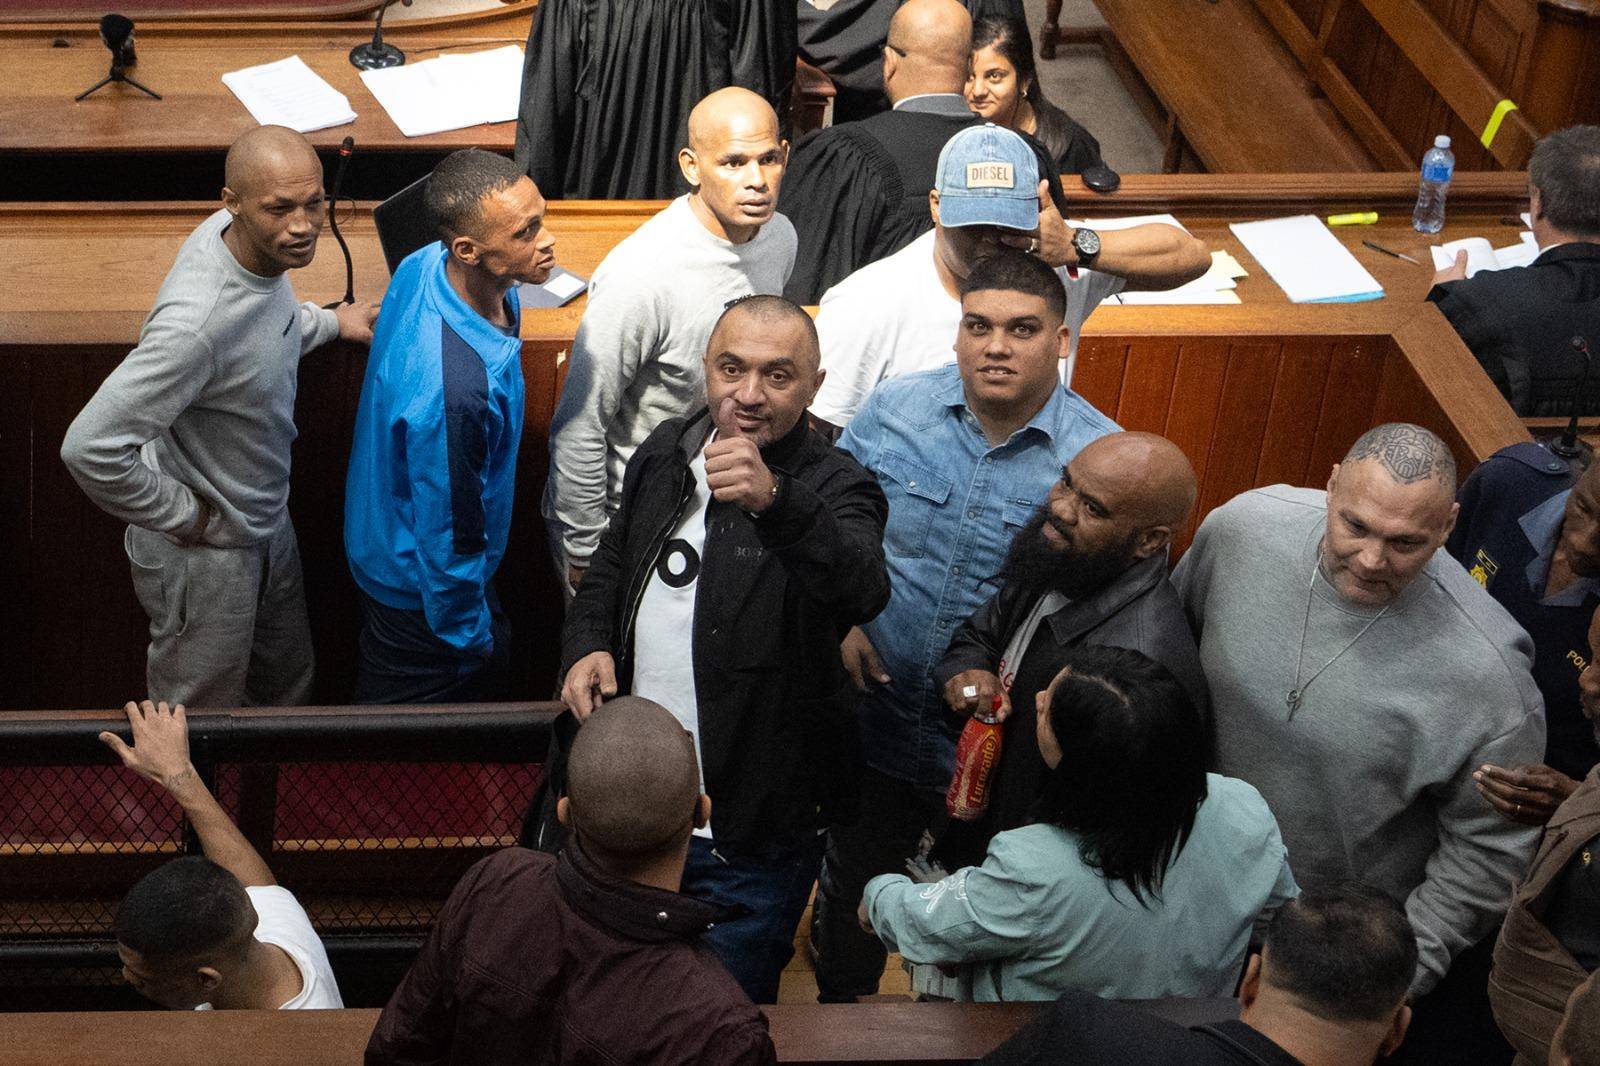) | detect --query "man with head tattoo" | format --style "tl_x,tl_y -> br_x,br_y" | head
1173,423 -> 1545,1063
